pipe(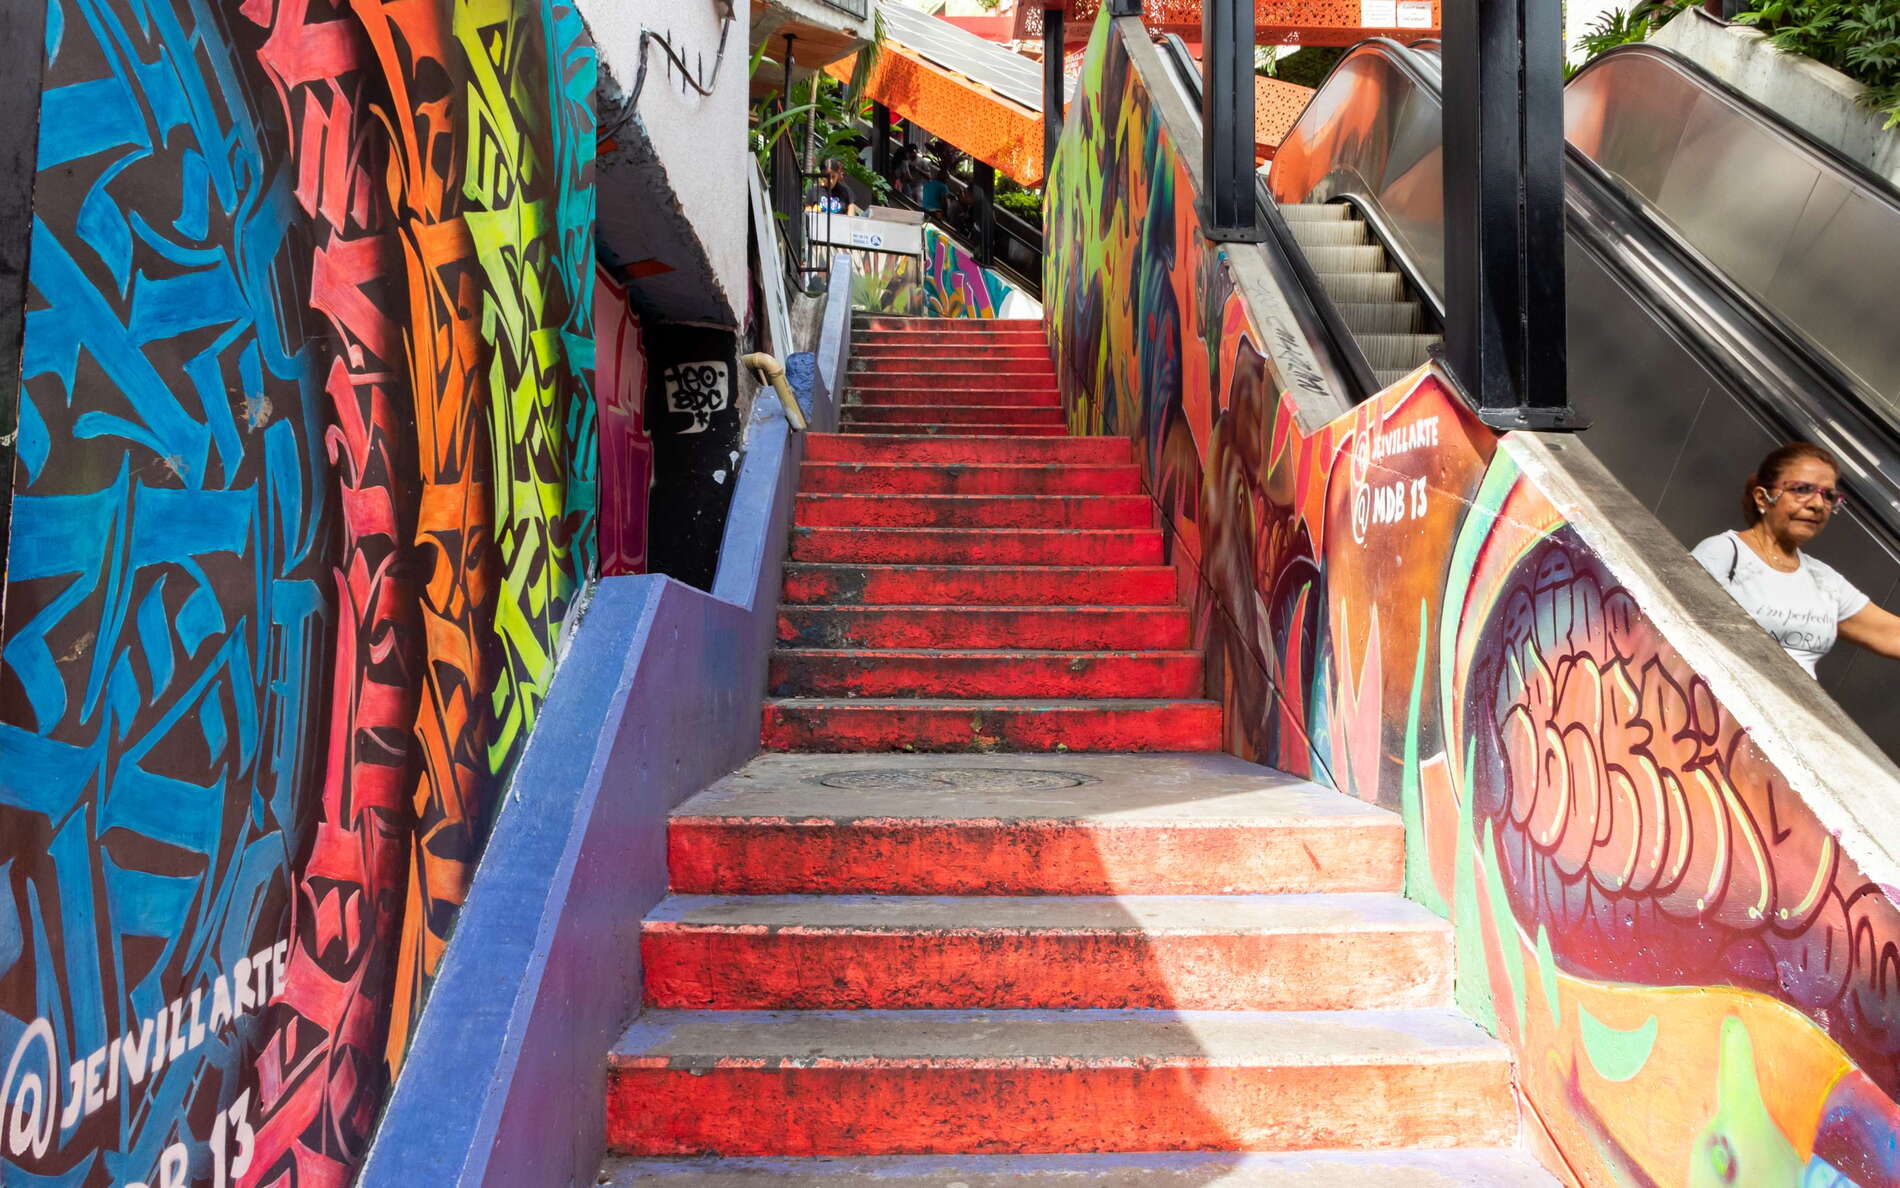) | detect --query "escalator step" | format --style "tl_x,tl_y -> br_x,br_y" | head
1281,203 -> 1353,222
1375,369 -> 1417,389
1317,272 -> 1407,304
1359,333 -> 1440,372
1285,219 -> 1370,249
1302,245 -> 1387,273
1337,301 -> 1424,335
